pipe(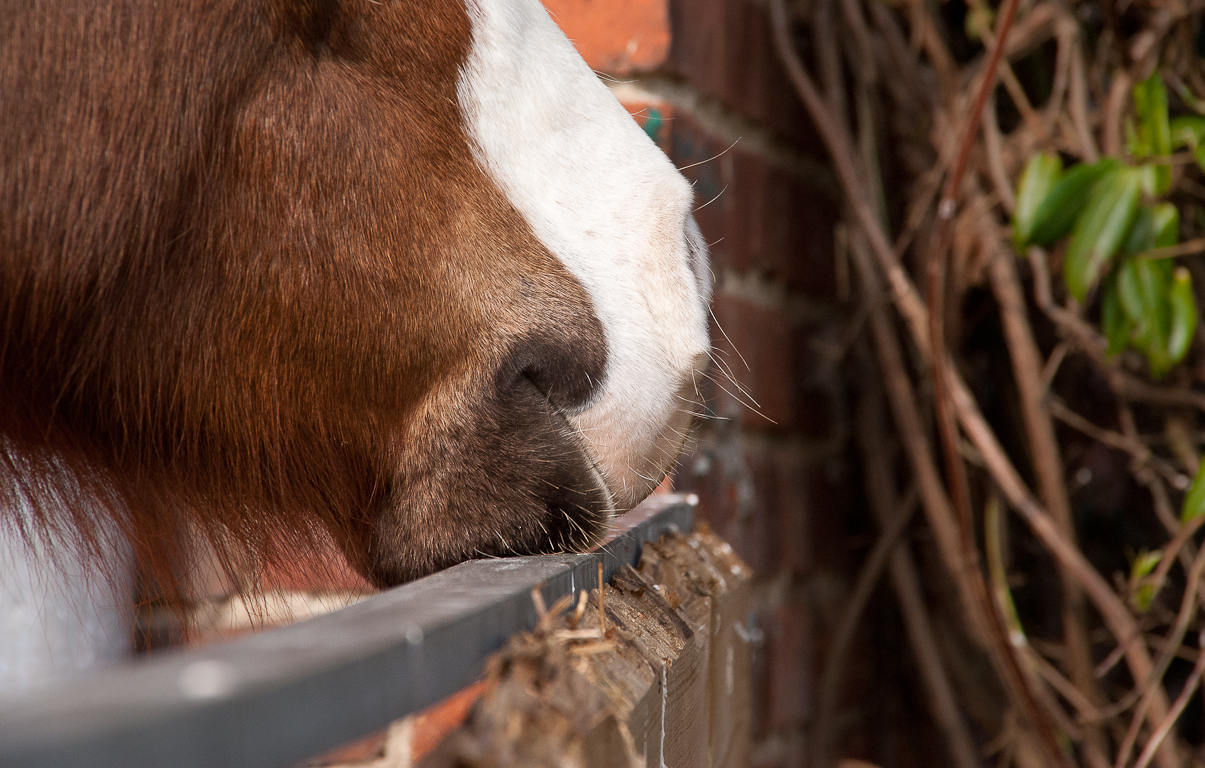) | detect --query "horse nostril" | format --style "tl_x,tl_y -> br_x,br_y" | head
519,362 -> 592,412
502,323 -> 608,413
